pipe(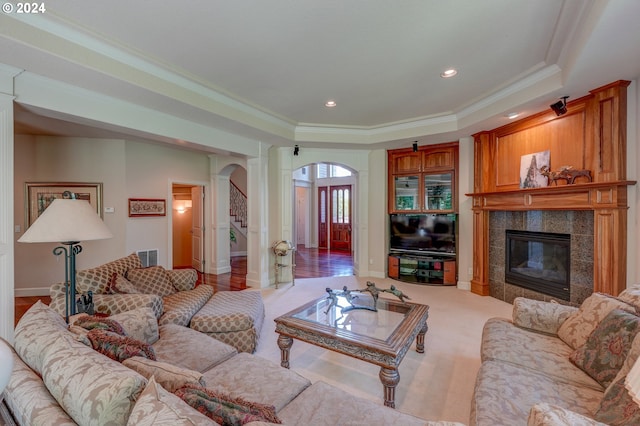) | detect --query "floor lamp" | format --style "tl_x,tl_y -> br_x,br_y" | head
18,192 -> 113,321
